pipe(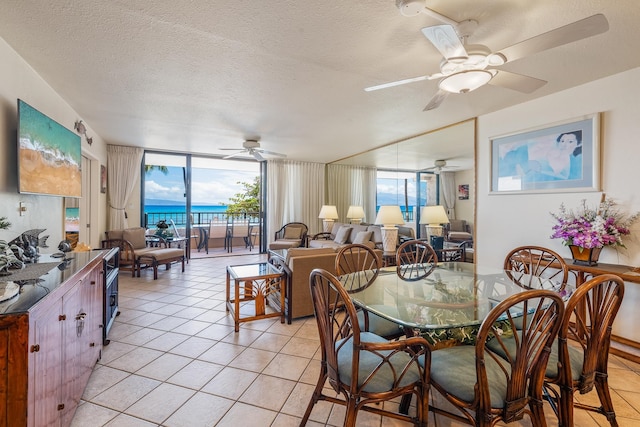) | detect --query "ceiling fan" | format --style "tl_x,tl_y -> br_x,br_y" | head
219,139 -> 287,161
367,3 -> 609,110
424,159 -> 458,174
